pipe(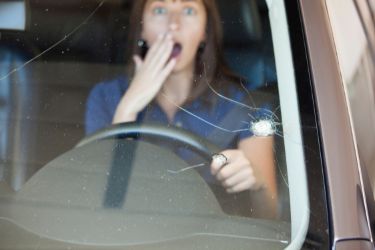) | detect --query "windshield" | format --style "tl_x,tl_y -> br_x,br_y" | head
0,0 -> 313,249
